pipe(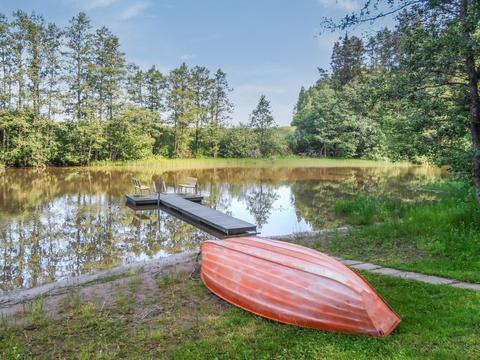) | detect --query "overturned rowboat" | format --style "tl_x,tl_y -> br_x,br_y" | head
200,237 -> 400,337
